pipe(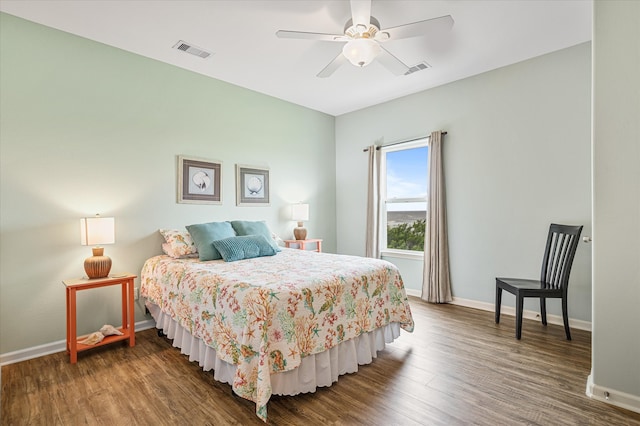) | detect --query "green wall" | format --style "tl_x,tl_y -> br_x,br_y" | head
0,13 -> 336,354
